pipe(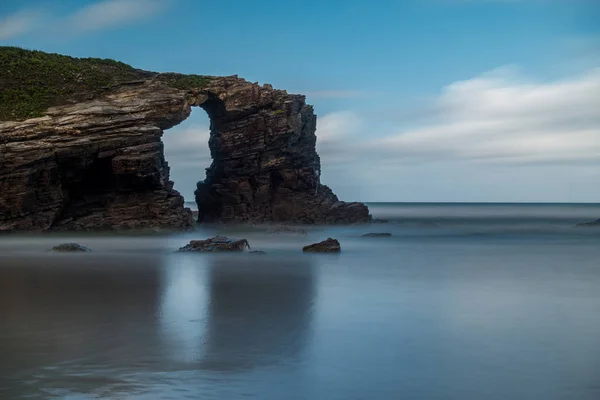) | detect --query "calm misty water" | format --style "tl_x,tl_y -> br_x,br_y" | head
1,203 -> 600,399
